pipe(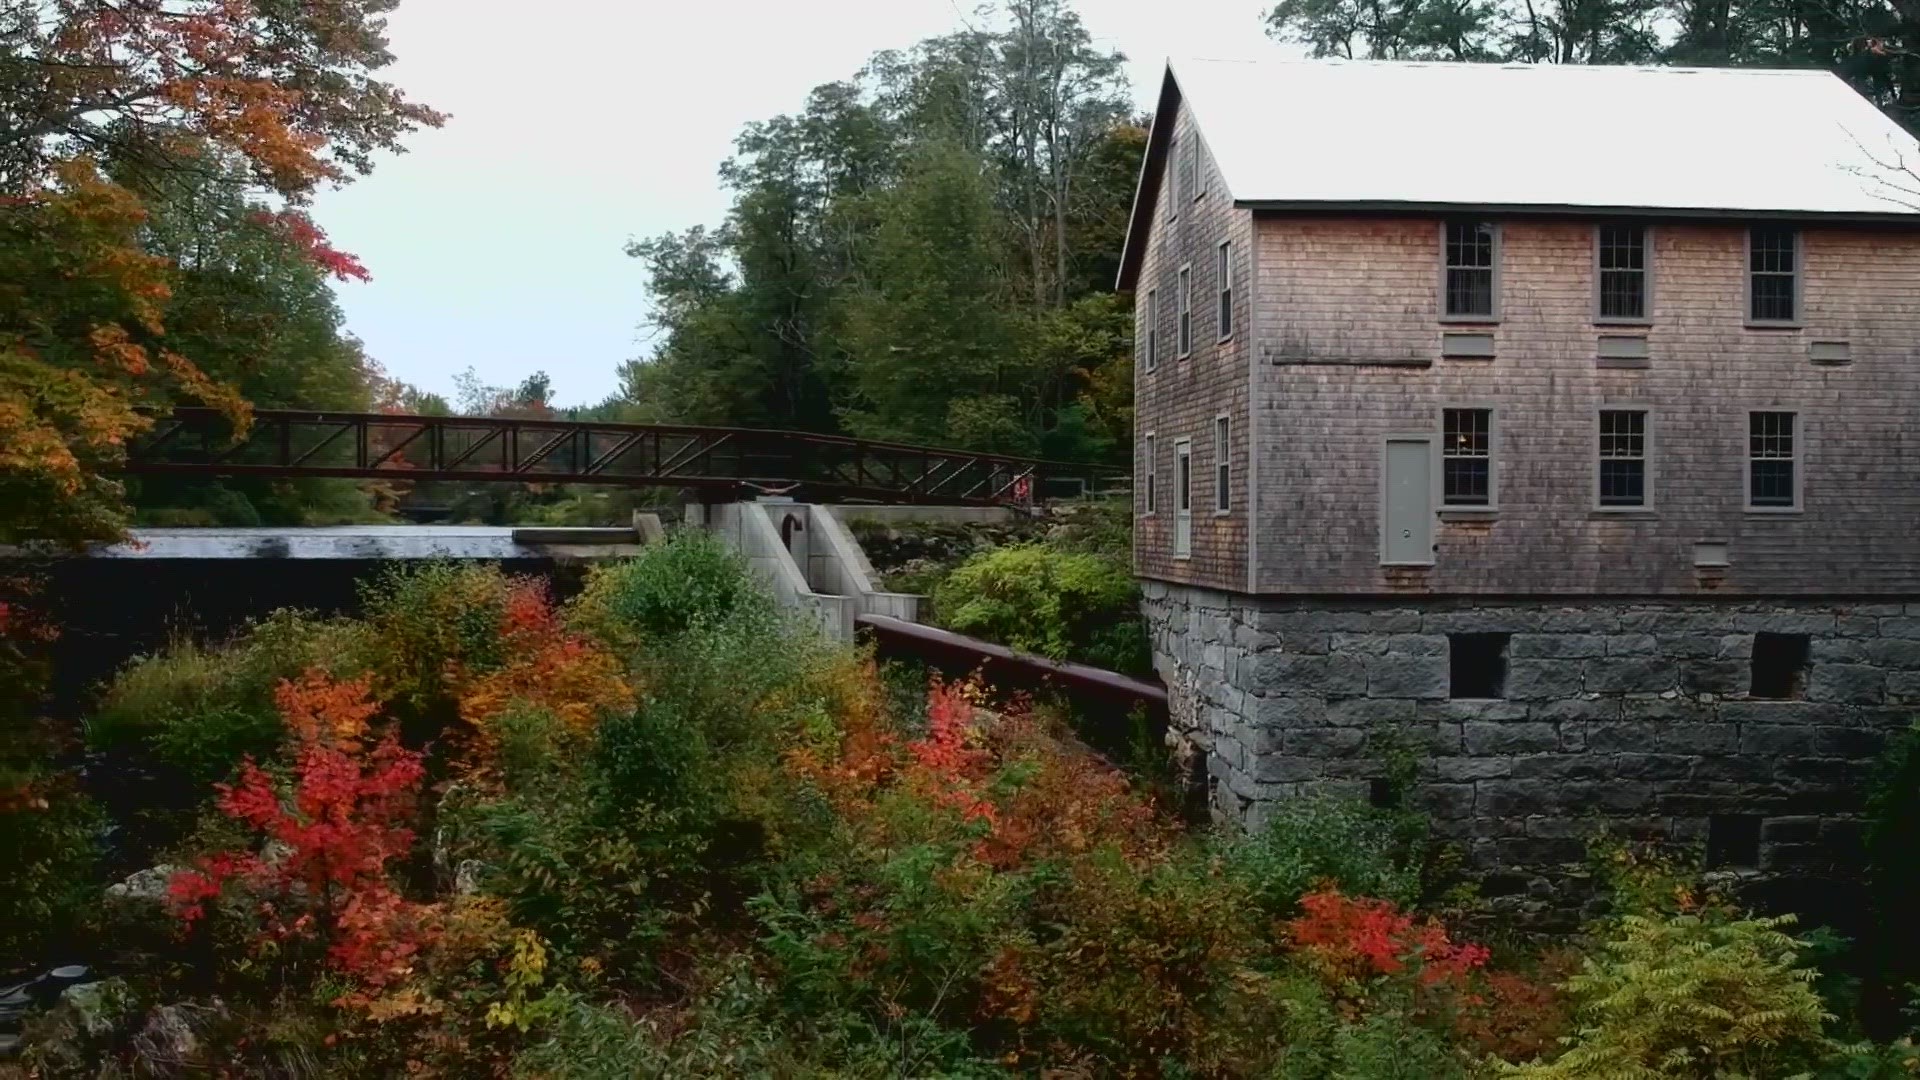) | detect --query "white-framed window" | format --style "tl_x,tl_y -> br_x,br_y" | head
1142,433 -> 1156,515
1181,136 -> 1199,203
1168,136 -> 1181,217
1748,410 -> 1799,510
1748,227 -> 1799,324
1596,225 -> 1650,322
1145,289 -> 1158,373
1597,409 -> 1649,509
1213,415 -> 1230,513
1440,407 -> 1494,507
1173,438 -> 1192,558
1177,264 -> 1192,357
1442,221 -> 1498,320
1216,241 -> 1233,340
